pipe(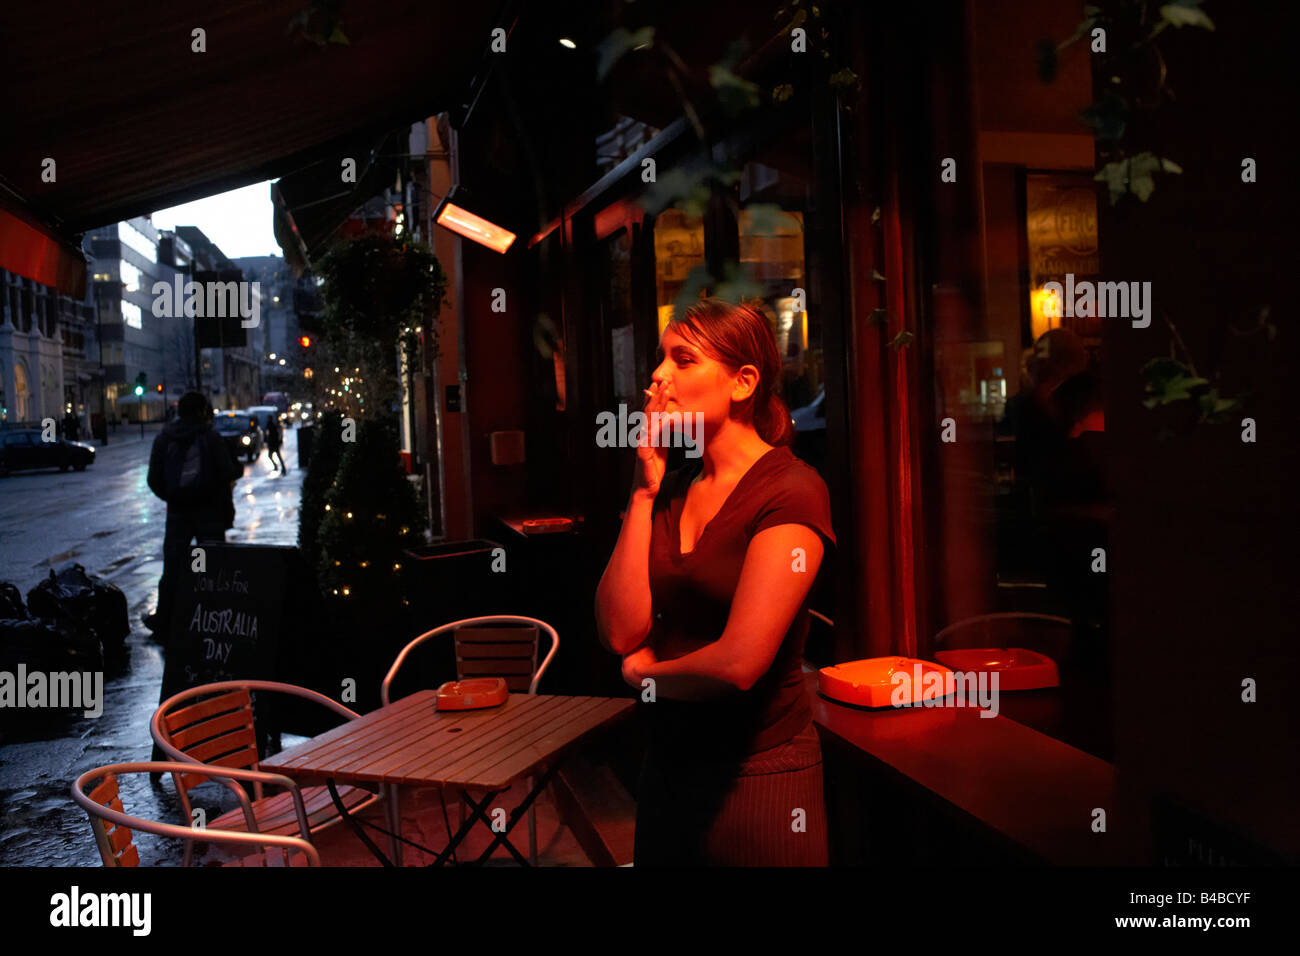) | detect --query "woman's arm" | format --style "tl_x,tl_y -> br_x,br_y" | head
627,524 -> 825,700
594,486 -> 659,656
